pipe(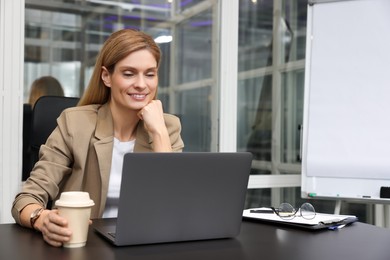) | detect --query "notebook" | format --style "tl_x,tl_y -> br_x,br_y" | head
243,208 -> 358,230
93,152 -> 252,246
